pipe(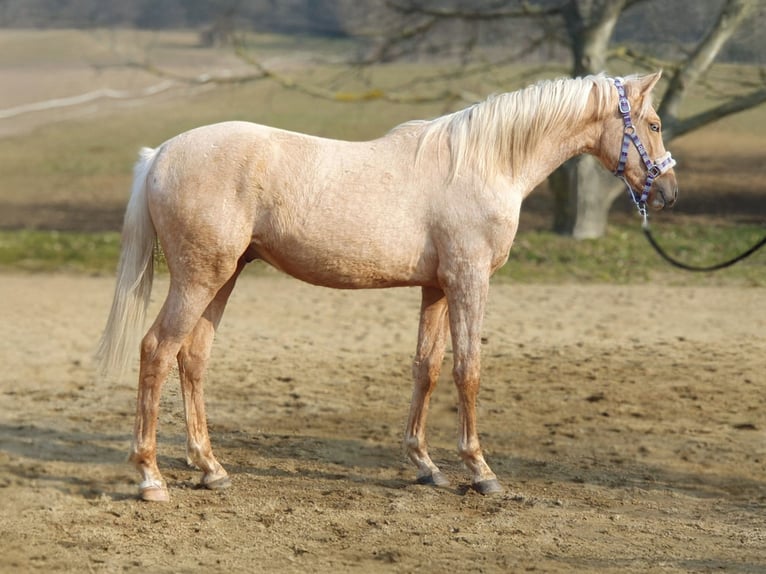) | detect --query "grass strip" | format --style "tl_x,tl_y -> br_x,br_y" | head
1,223 -> 762,285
